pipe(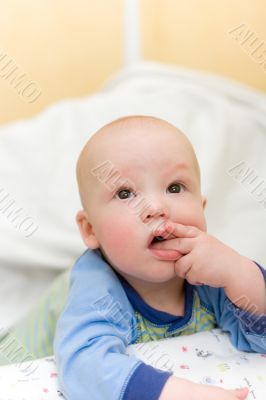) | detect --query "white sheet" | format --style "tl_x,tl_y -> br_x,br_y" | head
0,61 -> 266,328
0,329 -> 265,399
